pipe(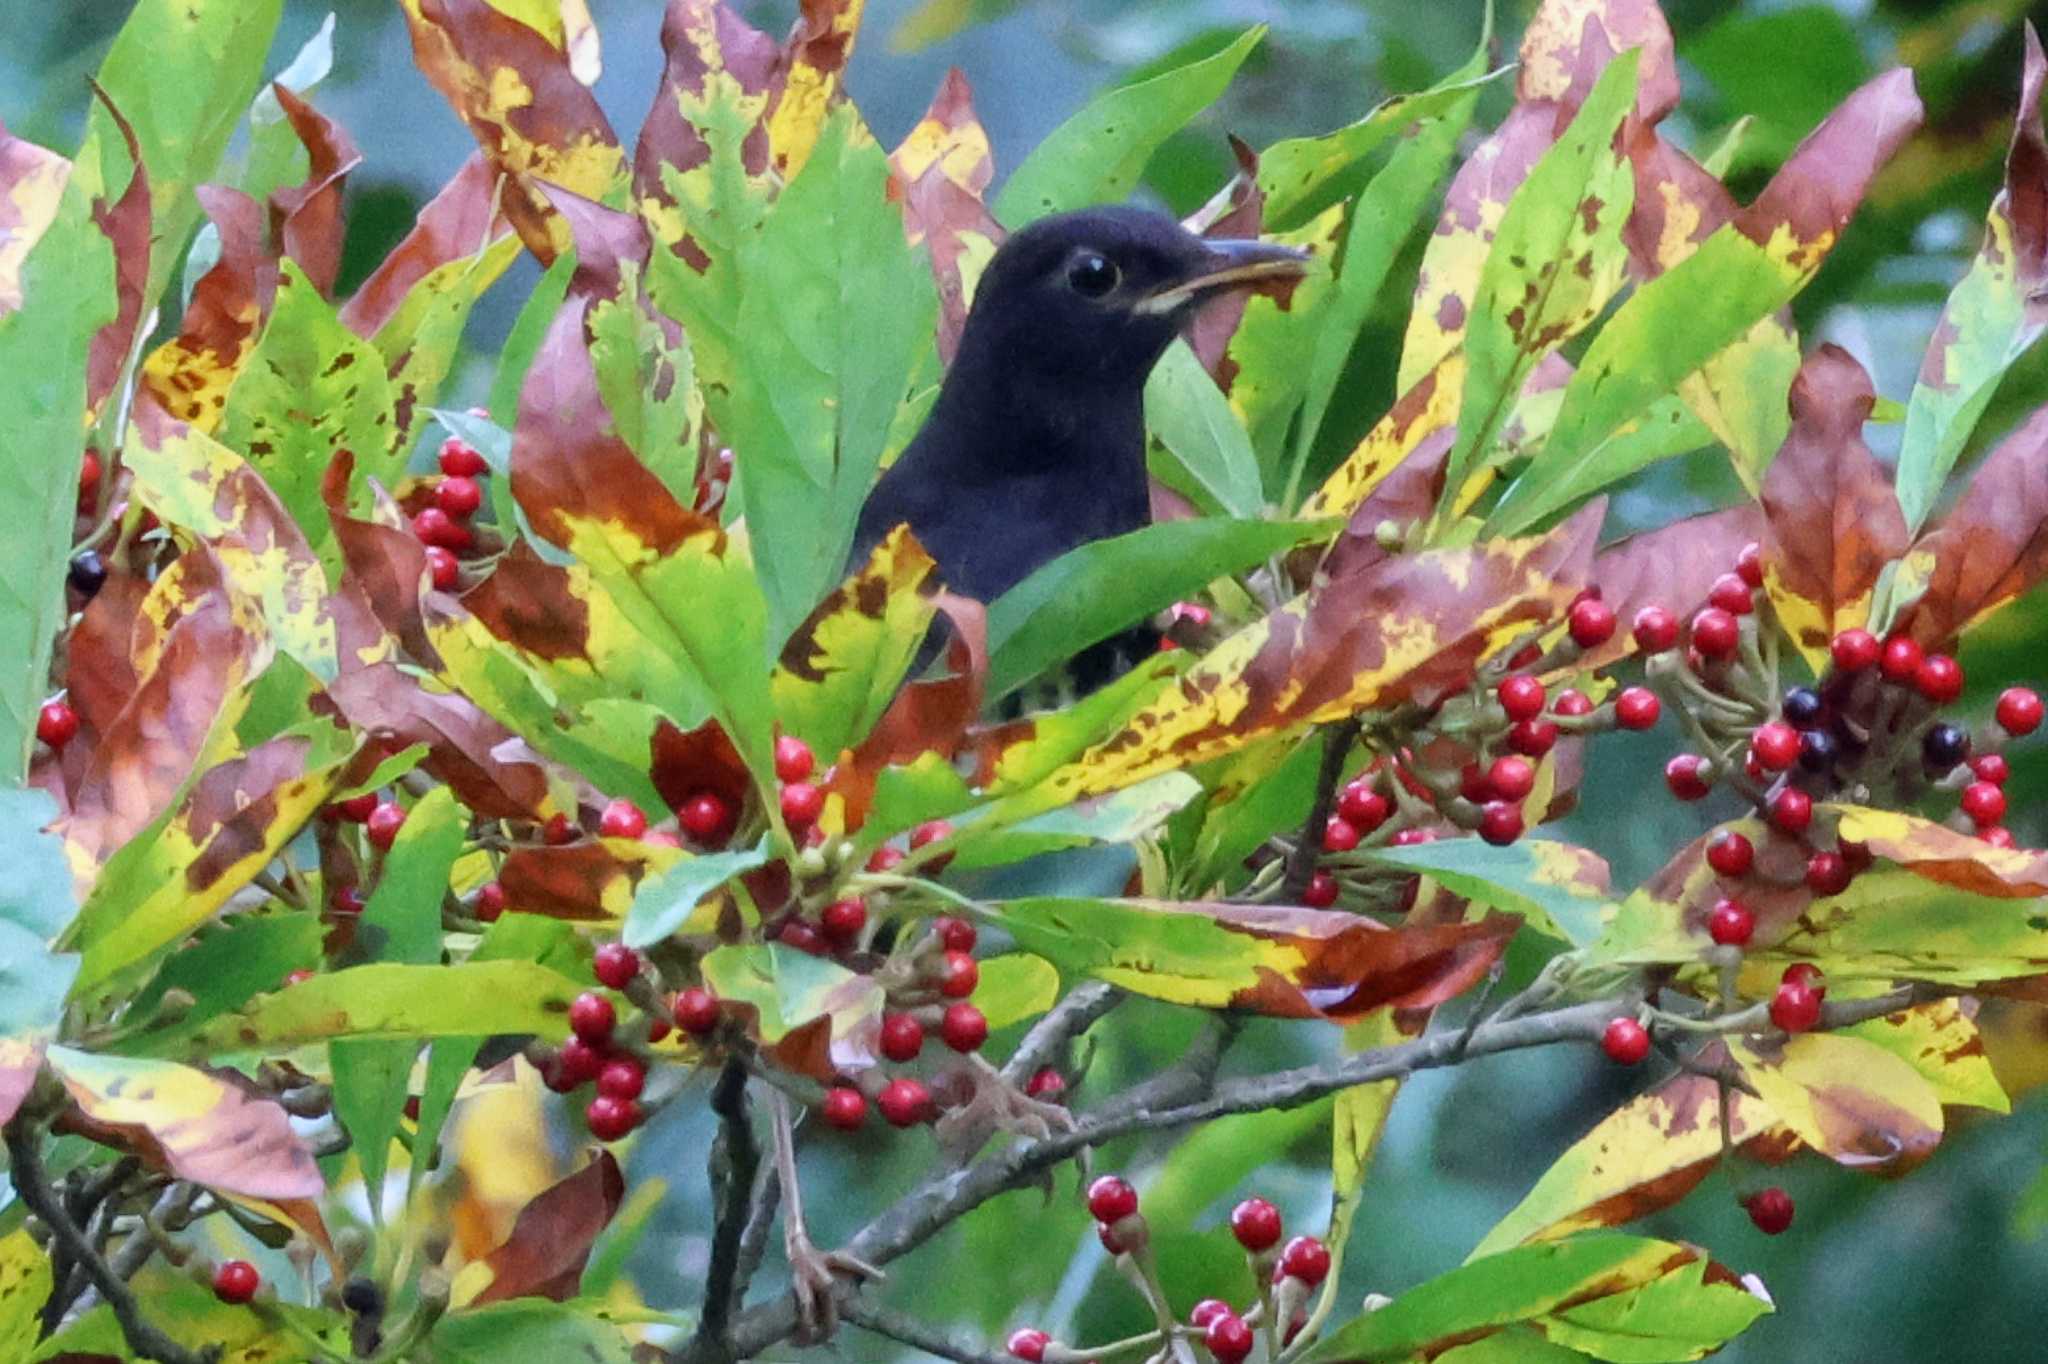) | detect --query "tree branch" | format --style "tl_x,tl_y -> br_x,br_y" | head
1282,719 -> 1360,901
999,980 -> 1120,1087
678,1060 -> 759,1364
839,1297 -> 1011,1364
4,1122 -> 216,1364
